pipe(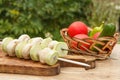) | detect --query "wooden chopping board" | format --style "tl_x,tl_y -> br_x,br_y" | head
0,45 -> 96,76
0,51 -> 60,76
